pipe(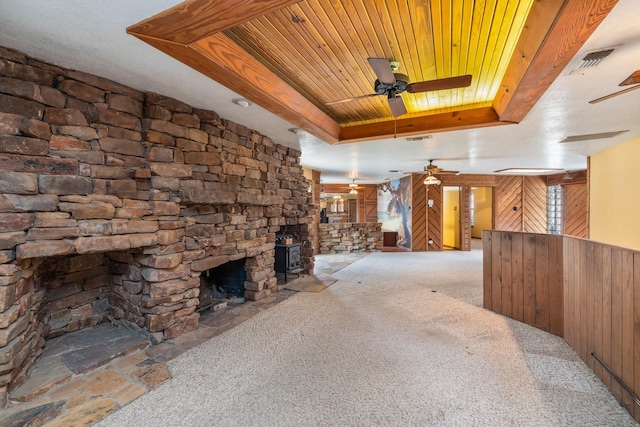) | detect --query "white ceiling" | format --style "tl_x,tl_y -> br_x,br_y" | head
1,0 -> 639,184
